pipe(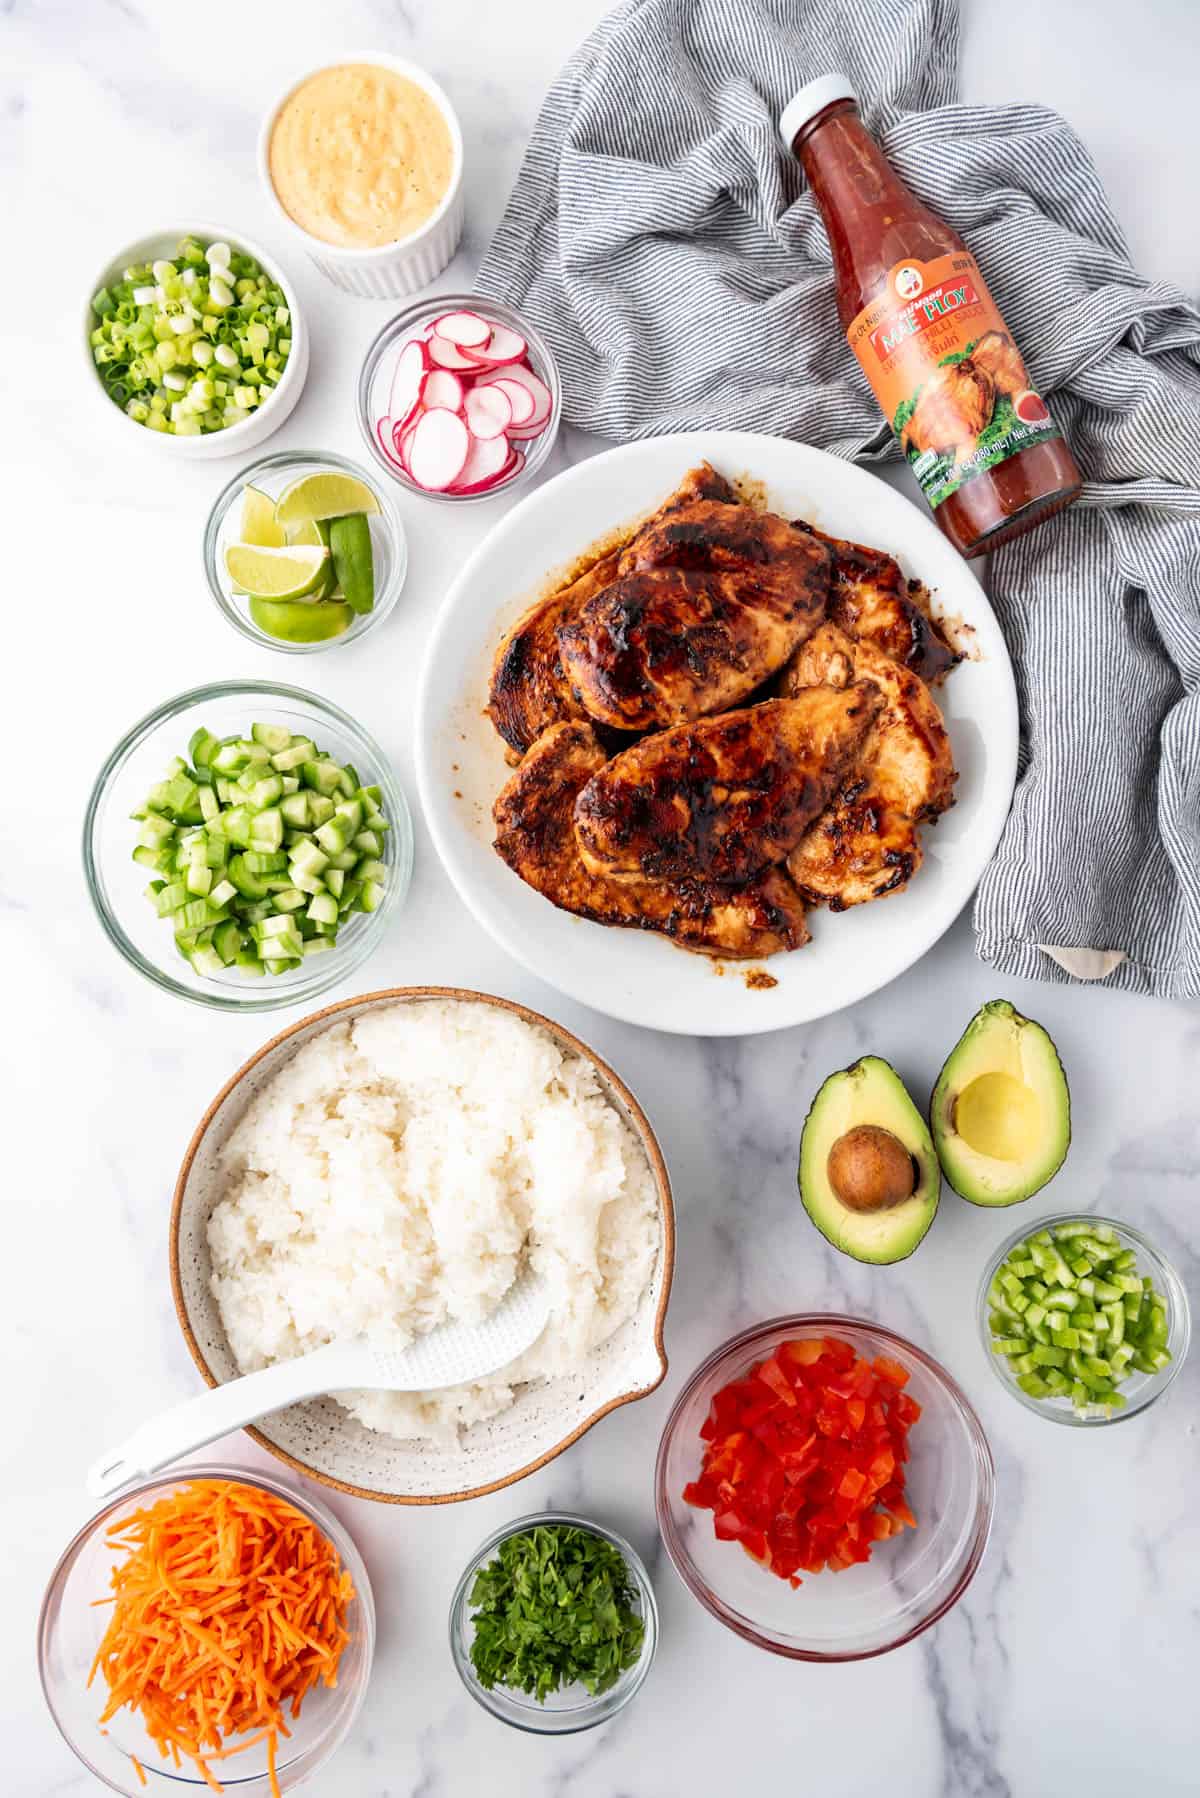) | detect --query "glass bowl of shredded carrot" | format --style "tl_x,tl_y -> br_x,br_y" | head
38,1467 -> 374,1796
